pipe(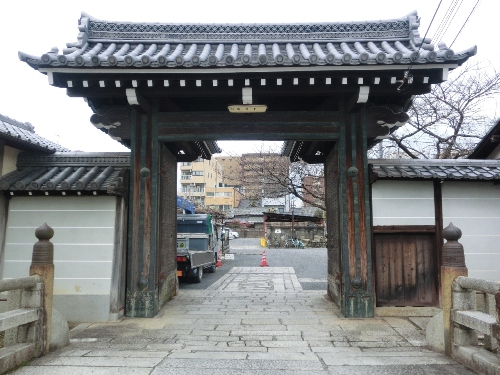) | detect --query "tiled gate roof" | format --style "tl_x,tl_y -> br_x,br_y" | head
19,11 -> 476,70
